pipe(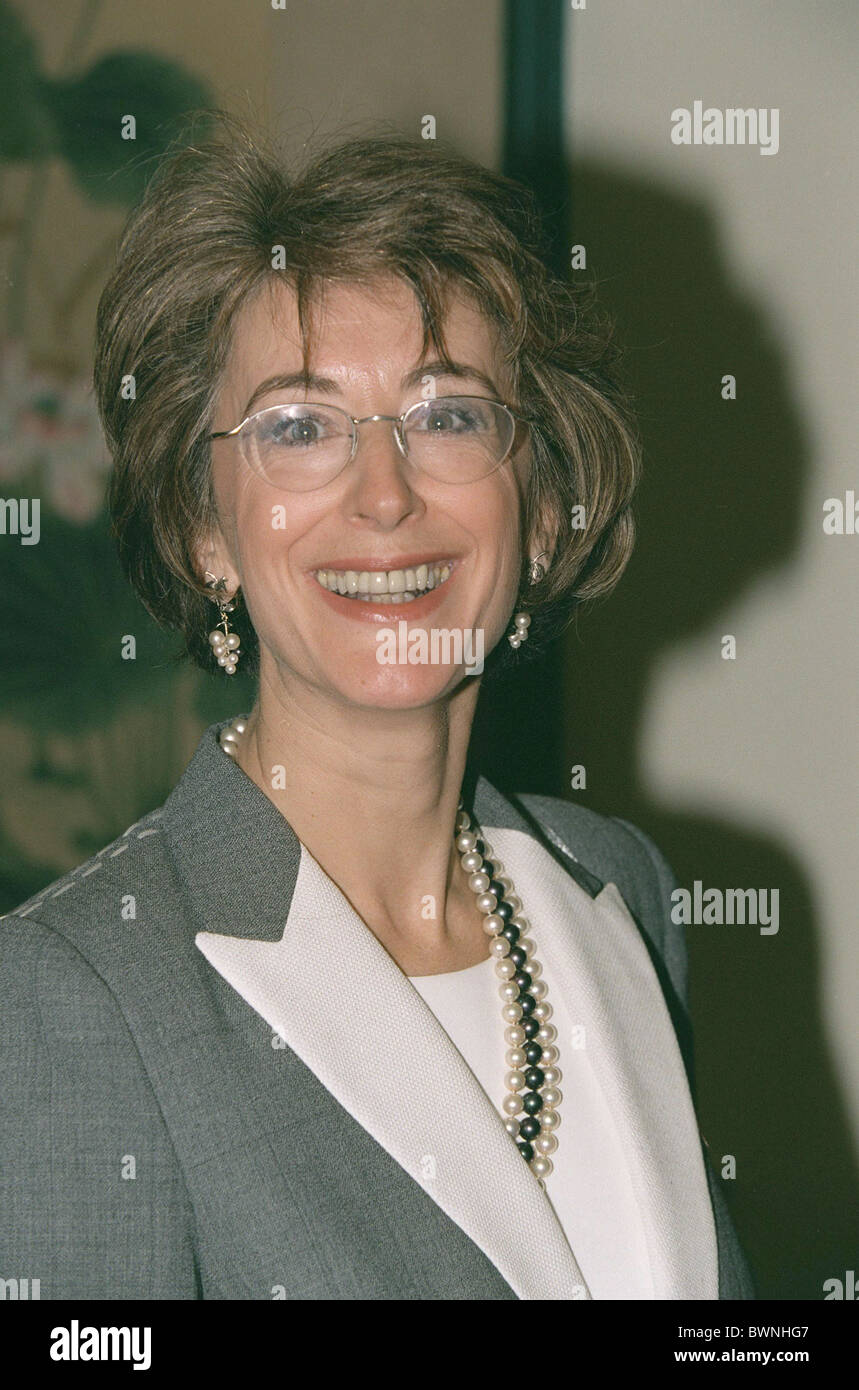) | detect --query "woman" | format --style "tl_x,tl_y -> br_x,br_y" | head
0,118 -> 753,1300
